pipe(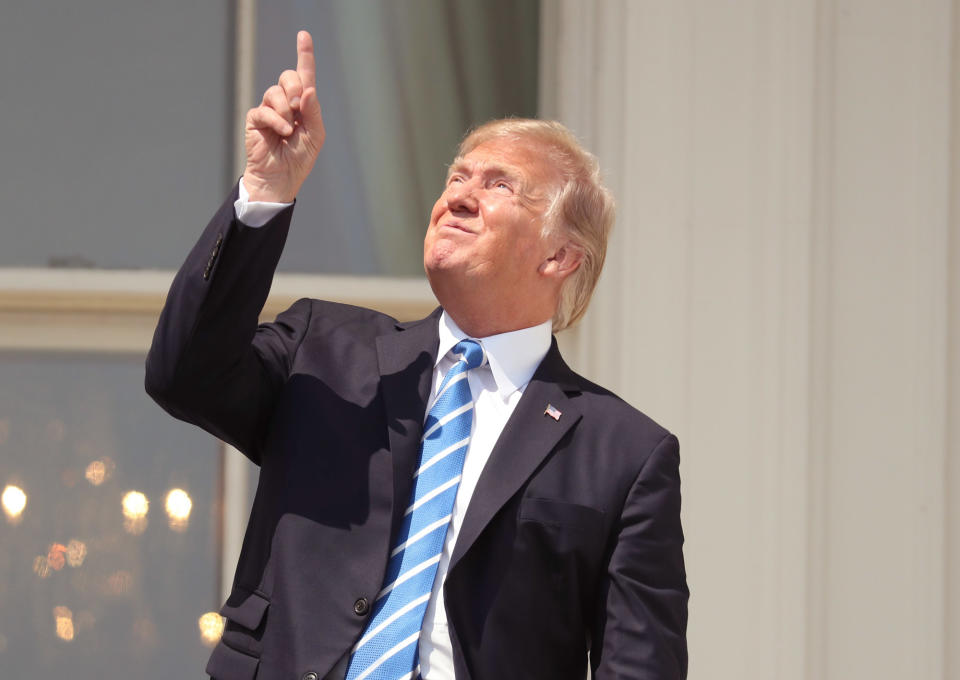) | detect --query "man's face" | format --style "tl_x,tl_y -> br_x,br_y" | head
423,138 -> 560,300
